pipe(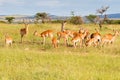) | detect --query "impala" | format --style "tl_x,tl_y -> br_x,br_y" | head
20,19 -> 29,43
33,30 -> 54,45
71,35 -> 82,48
57,31 -> 69,46
71,29 -> 88,48
85,38 -> 98,47
52,37 -> 59,48
90,28 -> 101,45
5,34 -> 13,46
101,30 -> 119,46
